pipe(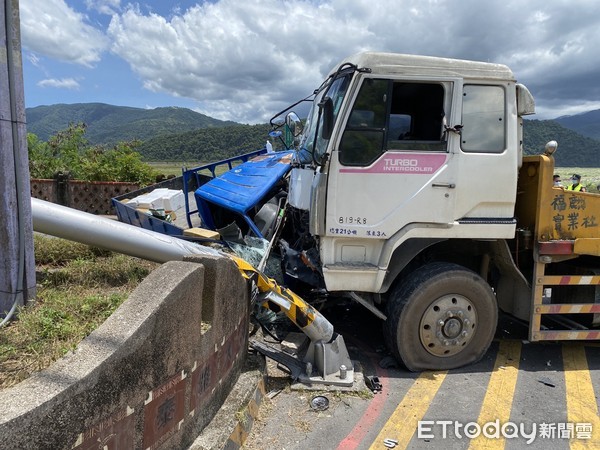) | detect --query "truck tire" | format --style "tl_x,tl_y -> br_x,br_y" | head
384,262 -> 497,371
